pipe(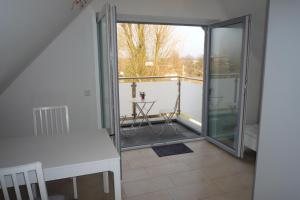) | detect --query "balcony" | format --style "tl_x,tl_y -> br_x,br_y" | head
119,76 -> 203,149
